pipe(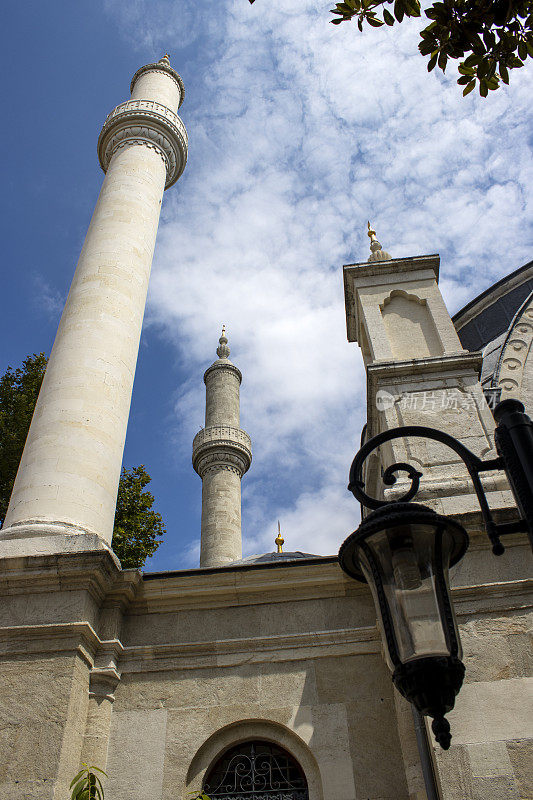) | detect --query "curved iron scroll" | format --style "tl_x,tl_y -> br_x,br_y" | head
203,741 -> 308,799
348,425 -> 509,554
